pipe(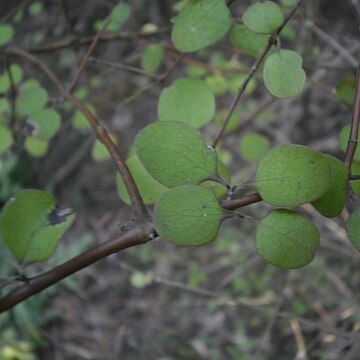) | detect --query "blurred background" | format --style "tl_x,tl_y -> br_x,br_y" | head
0,0 -> 359,359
